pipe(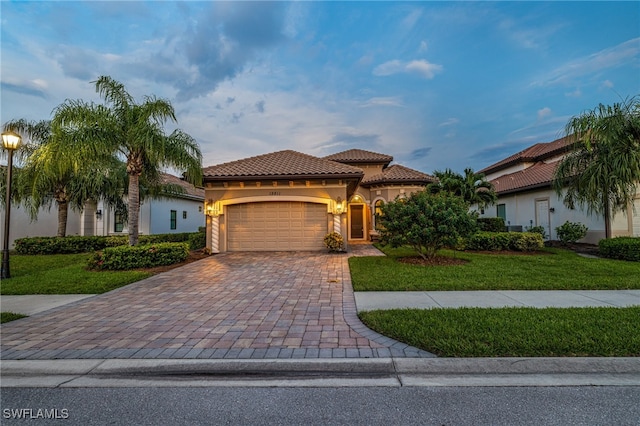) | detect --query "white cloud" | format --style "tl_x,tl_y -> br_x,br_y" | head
602,80 -> 614,89
532,38 -> 640,87
438,118 -> 459,127
419,40 -> 428,53
537,107 -> 552,120
360,97 -> 405,108
373,59 -> 443,79
565,88 -> 582,98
